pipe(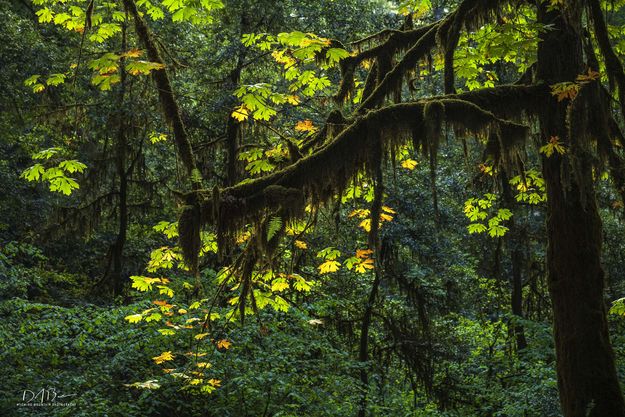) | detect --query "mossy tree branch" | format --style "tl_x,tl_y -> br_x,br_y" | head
178,84 -> 548,268
123,0 -> 202,190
